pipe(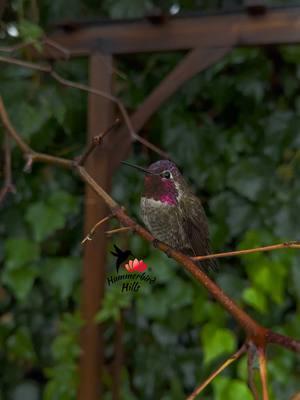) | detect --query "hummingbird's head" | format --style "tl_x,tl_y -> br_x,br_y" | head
122,159 -> 184,205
